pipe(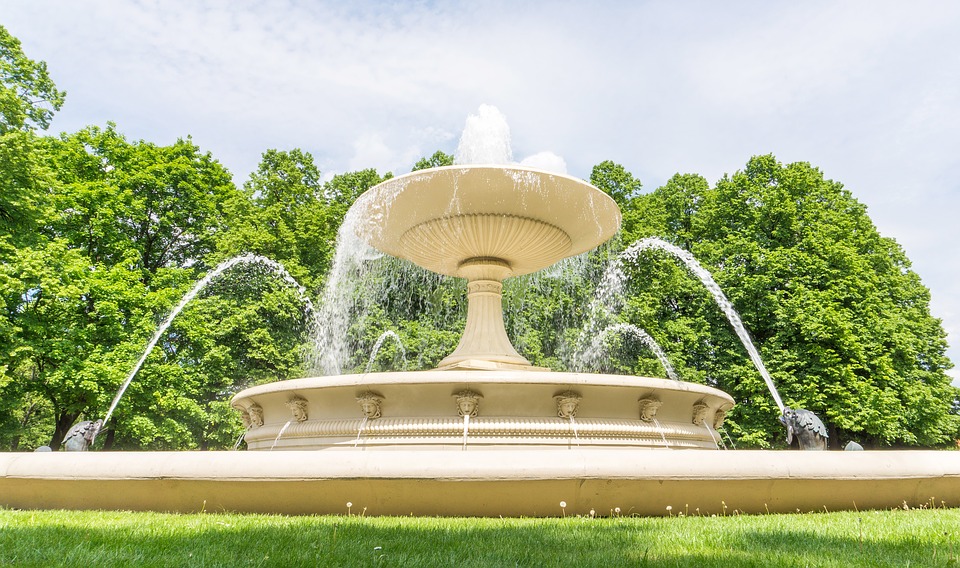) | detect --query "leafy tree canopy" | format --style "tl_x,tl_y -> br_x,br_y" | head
44,124 -> 239,280
591,159 -> 642,207
0,24 -> 65,133
413,150 -> 454,171
615,155 -> 958,447
0,25 -> 65,237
